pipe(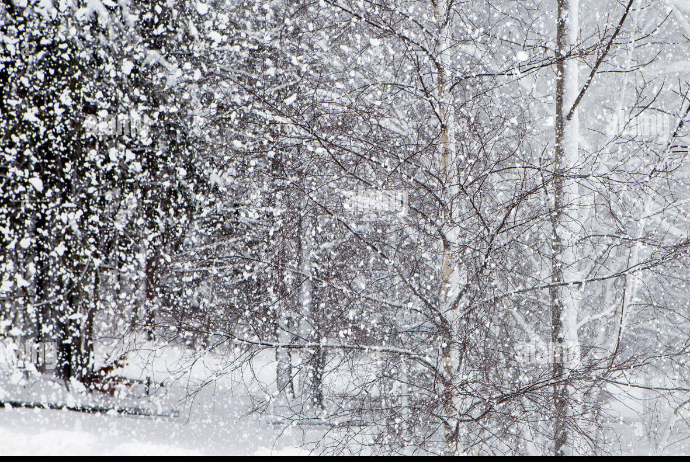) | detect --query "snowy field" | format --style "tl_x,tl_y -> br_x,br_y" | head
0,339 -> 309,456
0,407 -> 307,456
